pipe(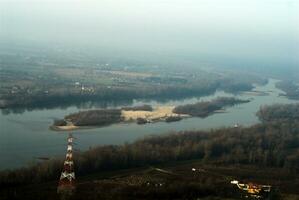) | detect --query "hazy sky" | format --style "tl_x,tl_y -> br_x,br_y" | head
1,0 -> 299,67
